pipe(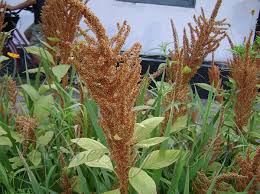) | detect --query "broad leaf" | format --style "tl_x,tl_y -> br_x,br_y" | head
71,138 -> 108,152
134,117 -> 164,142
102,189 -> 120,194
25,46 -> 54,64
0,126 -> 7,136
171,115 -> 188,133
28,150 -> 42,167
34,95 -> 54,121
9,156 -> 23,169
0,137 -> 12,147
141,150 -> 180,169
10,131 -> 23,143
129,167 -> 157,194
0,55 -> 9,63
52,65 -> 70,82
135,137 -> 169,148
37,131 -> 54,146
196,83 -> 217,94
21,84 -> 40,102
85,155 -> 113,171
25,67 -> 45,74
68,150 -> 106,168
